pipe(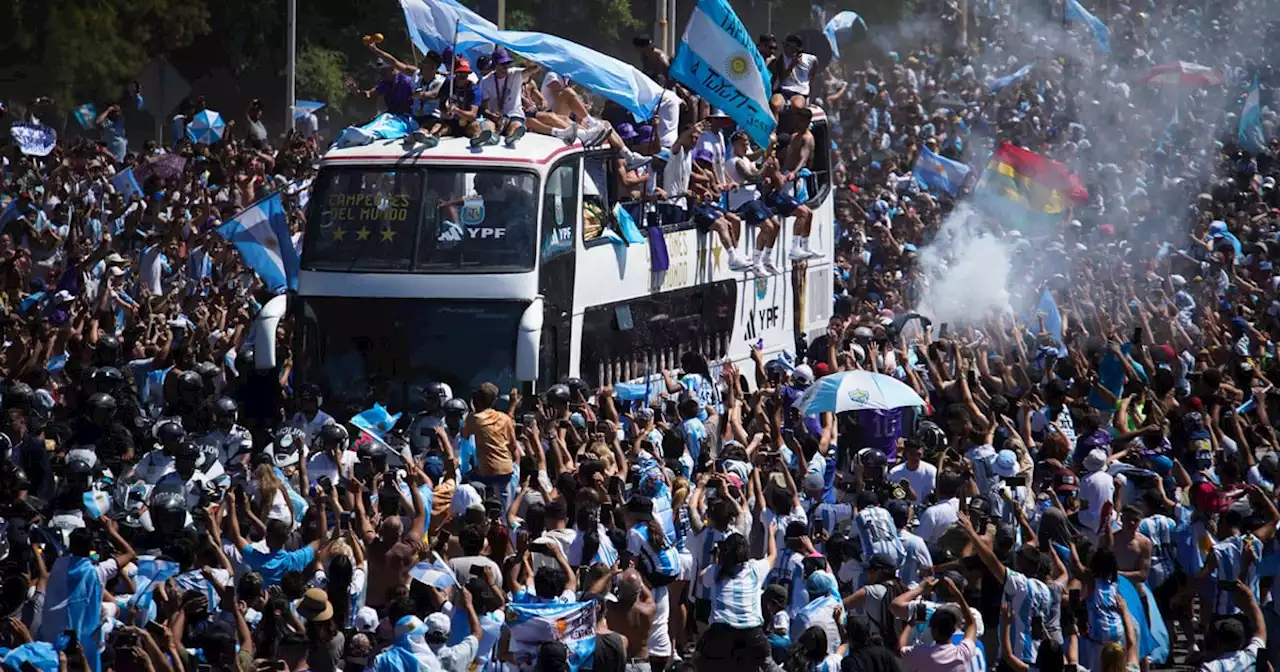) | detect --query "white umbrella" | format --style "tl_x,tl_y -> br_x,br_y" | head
794,370 -> 926,416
